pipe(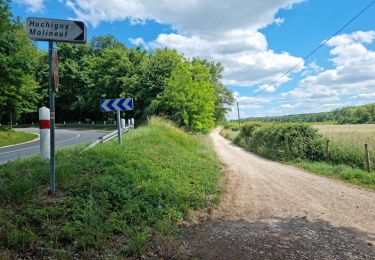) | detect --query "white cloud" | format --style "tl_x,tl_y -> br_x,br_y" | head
283,31 -> 375,102
14,0 -> 44,12
326,31 -> 375,47
64,0 -> 303,34
236,96 -> 271,105
255,84 -> 277,93
239,104 -> 263,110
280,104 -> 294,109
254,74 -> 291,93
354,93 -> 375,99
129,37 -> 145,47
152,31 -> 302,86
226,93 -> 271,119
150,32 -> 302,87
233,28 -> 375,117
62,0 -> 304,87
300,61 -> 324,77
